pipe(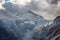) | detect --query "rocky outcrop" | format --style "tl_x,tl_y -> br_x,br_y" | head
33,16 -> 60,40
